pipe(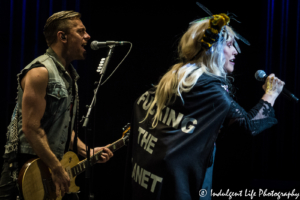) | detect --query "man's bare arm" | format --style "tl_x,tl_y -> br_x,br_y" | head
21,67 -> 69,197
